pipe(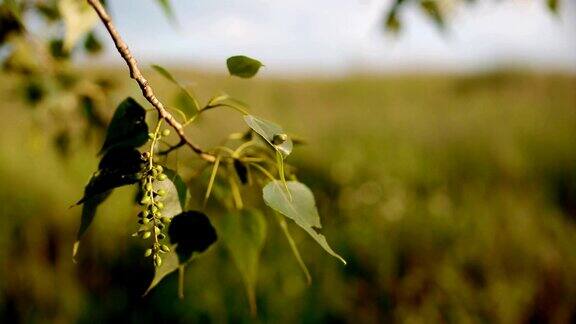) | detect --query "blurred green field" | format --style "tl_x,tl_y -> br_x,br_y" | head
0,70 -> 575,323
